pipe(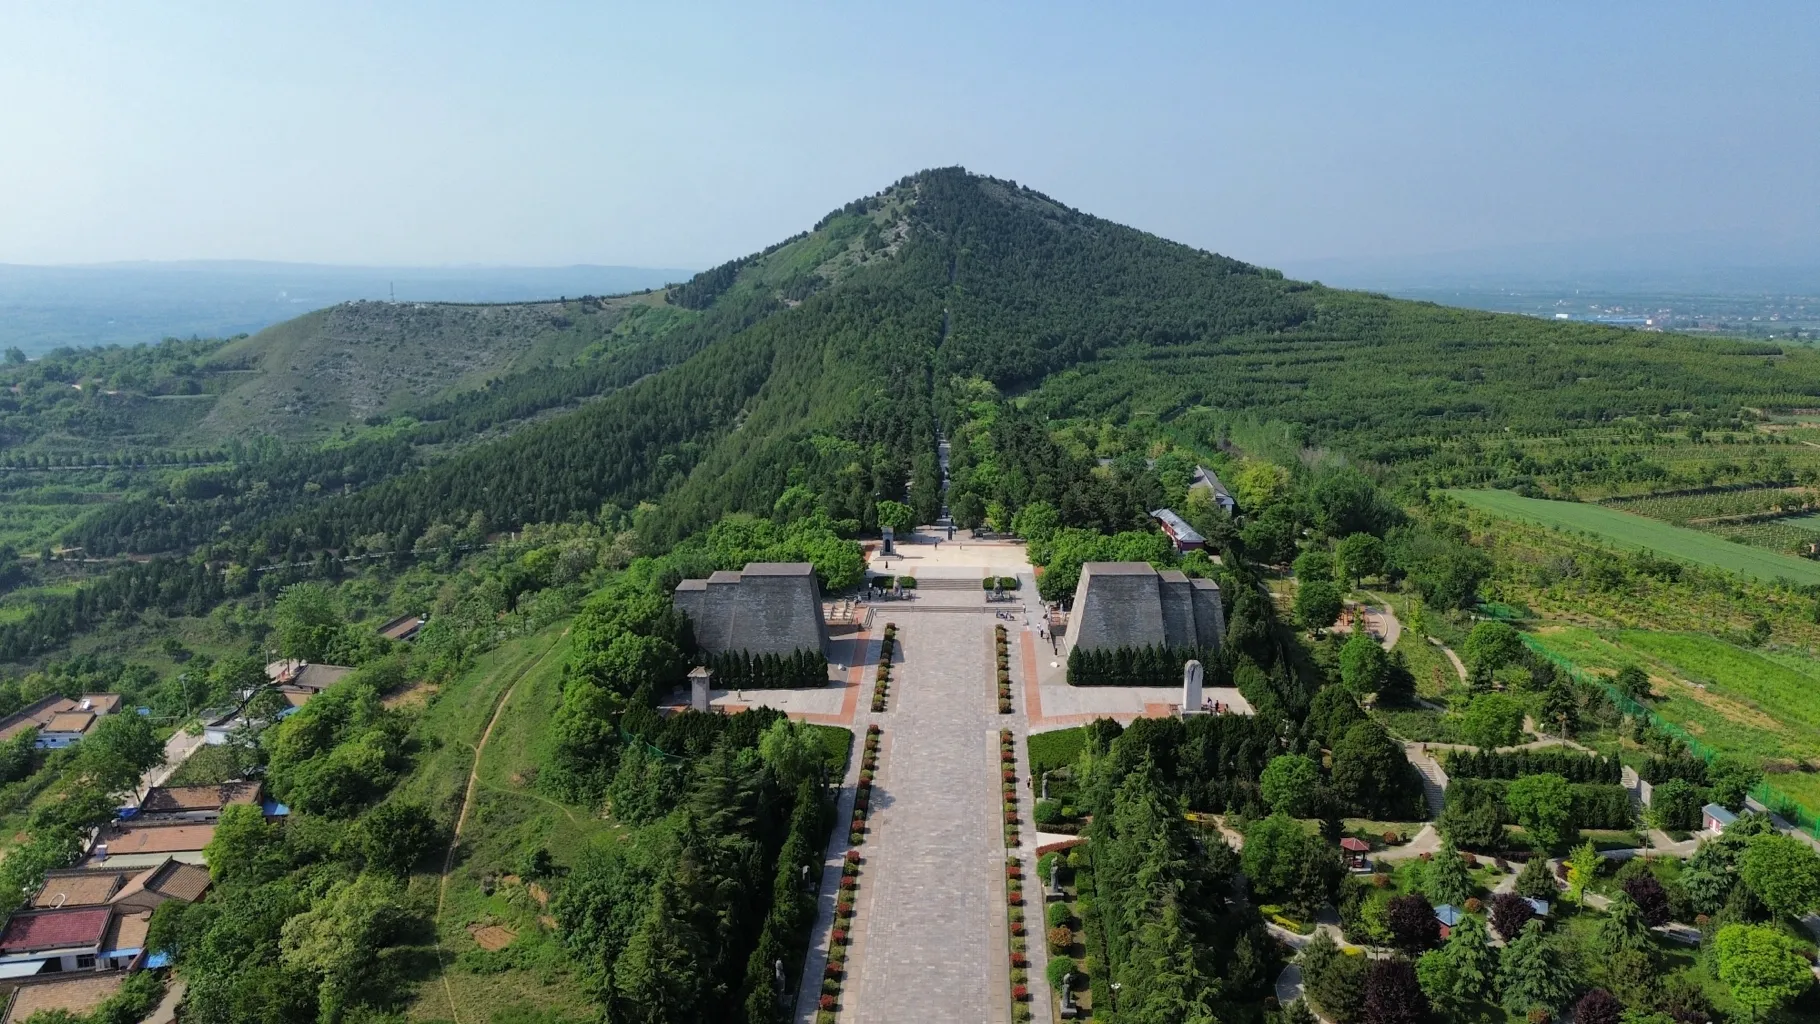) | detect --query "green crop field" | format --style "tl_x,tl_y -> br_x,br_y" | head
1528,626 -> 1820,811
1447,489 -> 1820,584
